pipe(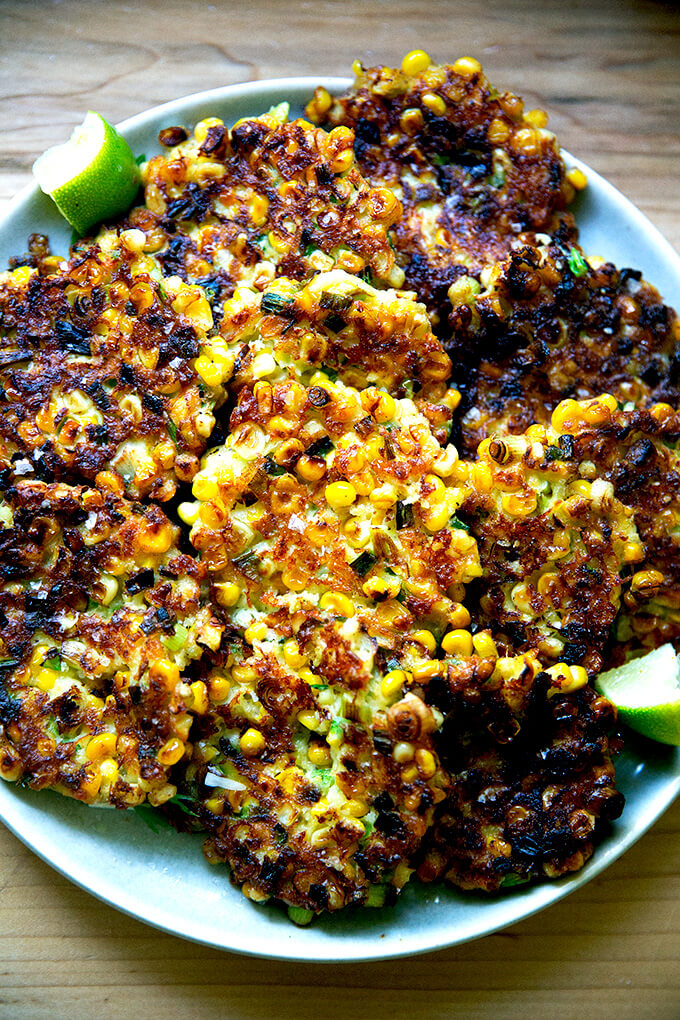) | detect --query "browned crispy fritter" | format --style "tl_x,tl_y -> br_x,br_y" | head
446,241 -> 680,455
419,681 -> 623,891
307,60 -> 573,320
